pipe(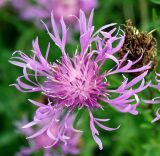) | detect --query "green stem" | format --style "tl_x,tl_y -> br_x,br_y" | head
139,0 -> 148,31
